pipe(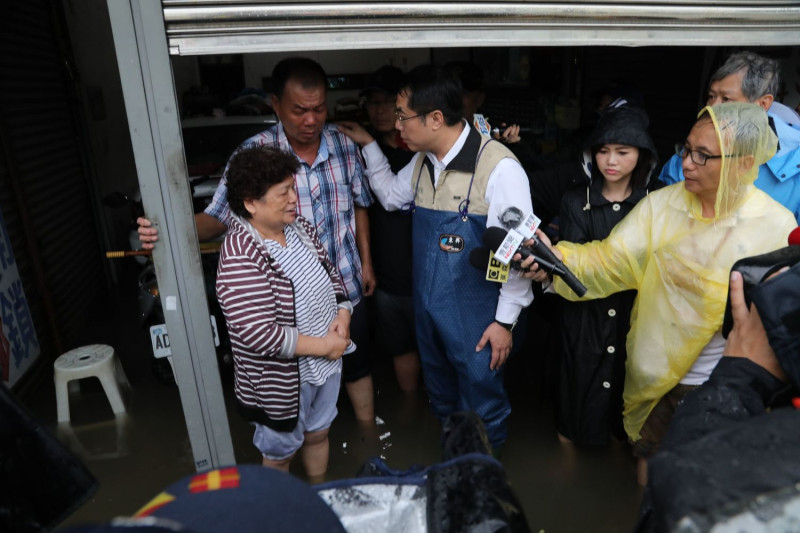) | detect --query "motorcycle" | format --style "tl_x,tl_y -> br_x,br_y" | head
103,187 -> 232,385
